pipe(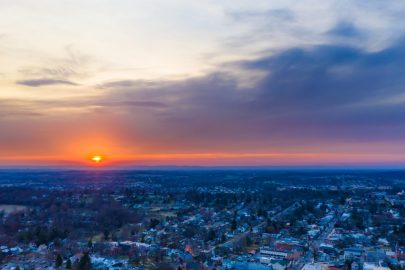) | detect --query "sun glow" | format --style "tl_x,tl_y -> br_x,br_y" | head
91,155 -> 103,163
